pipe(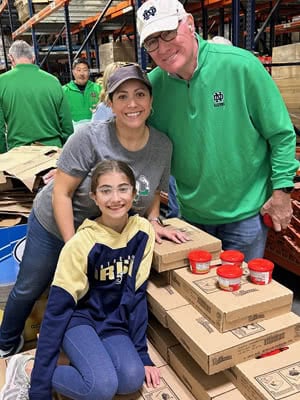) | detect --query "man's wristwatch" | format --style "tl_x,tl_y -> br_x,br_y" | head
276,187 -> 294,193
